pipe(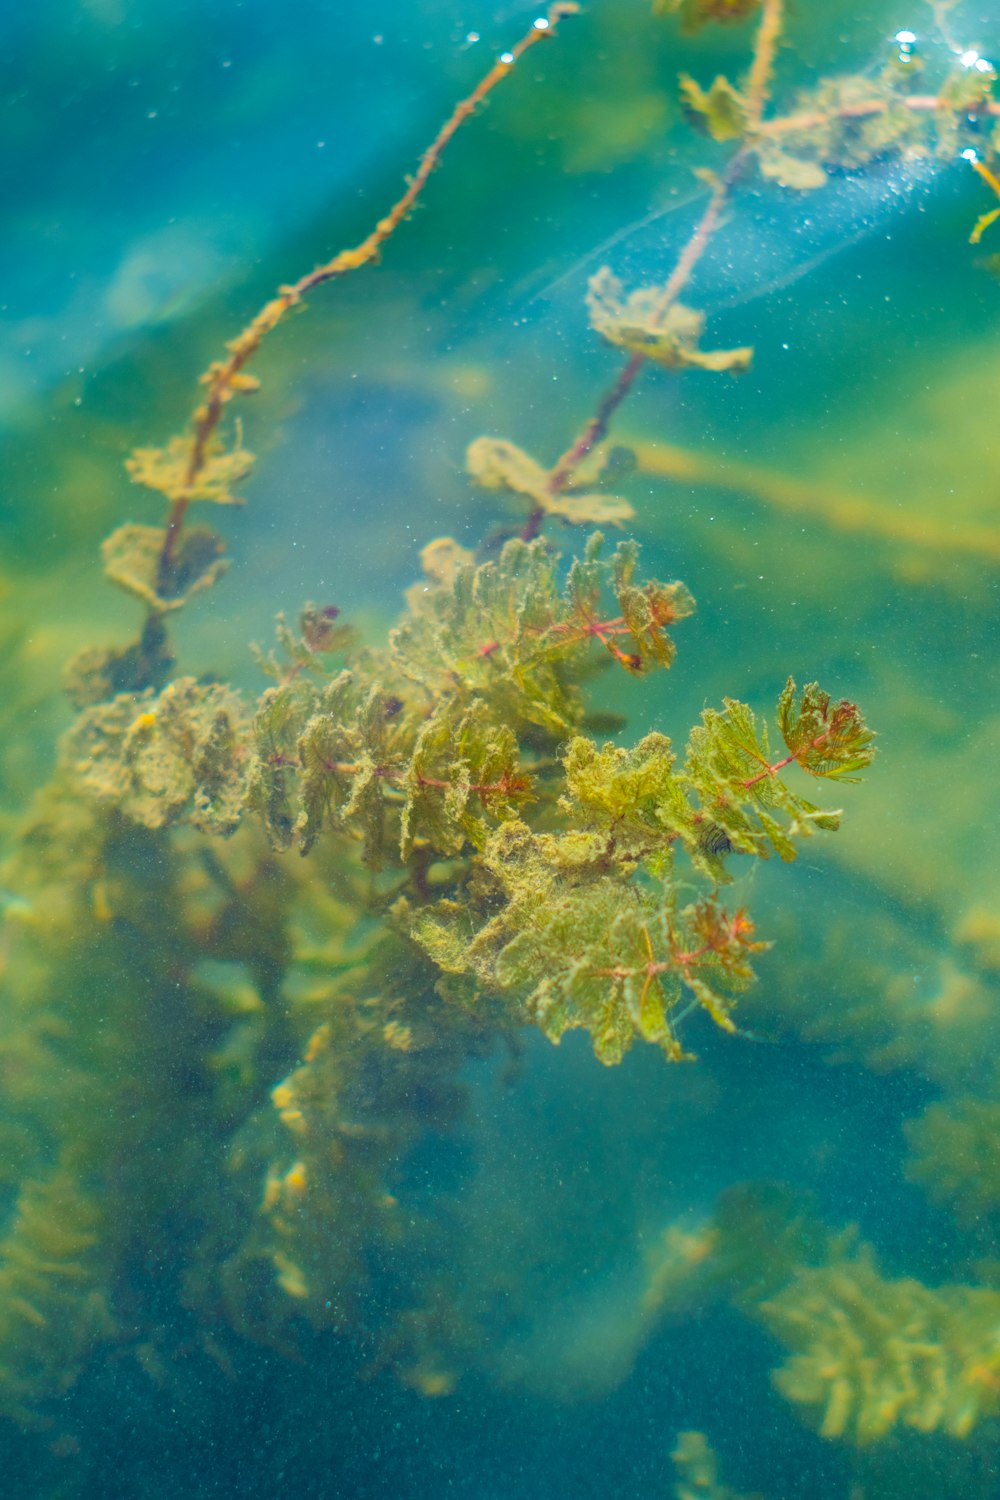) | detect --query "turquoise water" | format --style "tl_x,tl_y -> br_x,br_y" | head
2,1 -> 1000,1496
